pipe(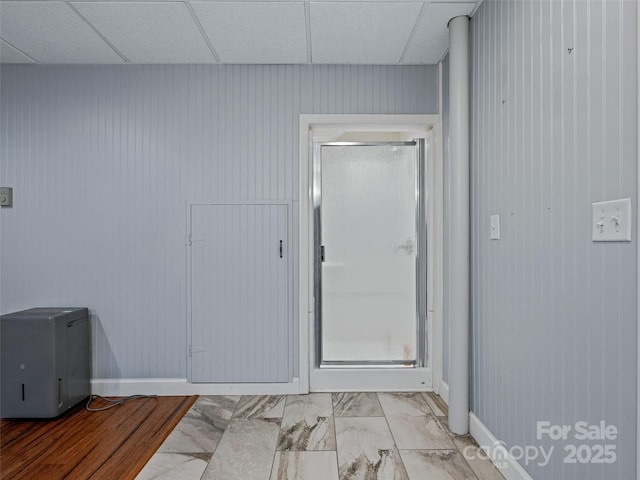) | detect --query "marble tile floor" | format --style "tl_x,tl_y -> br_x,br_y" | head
136,392 -> 506,480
